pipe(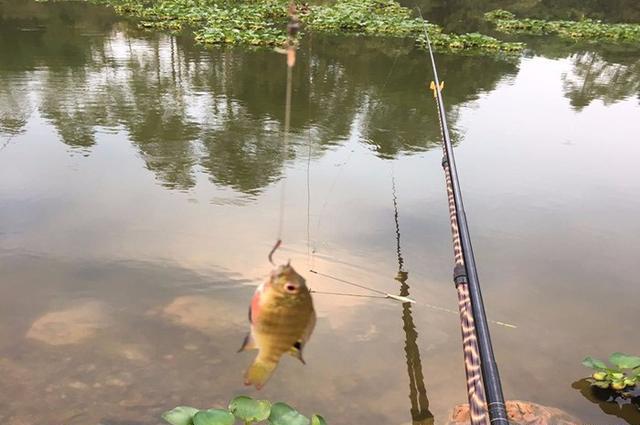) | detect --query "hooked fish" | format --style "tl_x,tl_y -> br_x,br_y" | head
239,263 -> 316,389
